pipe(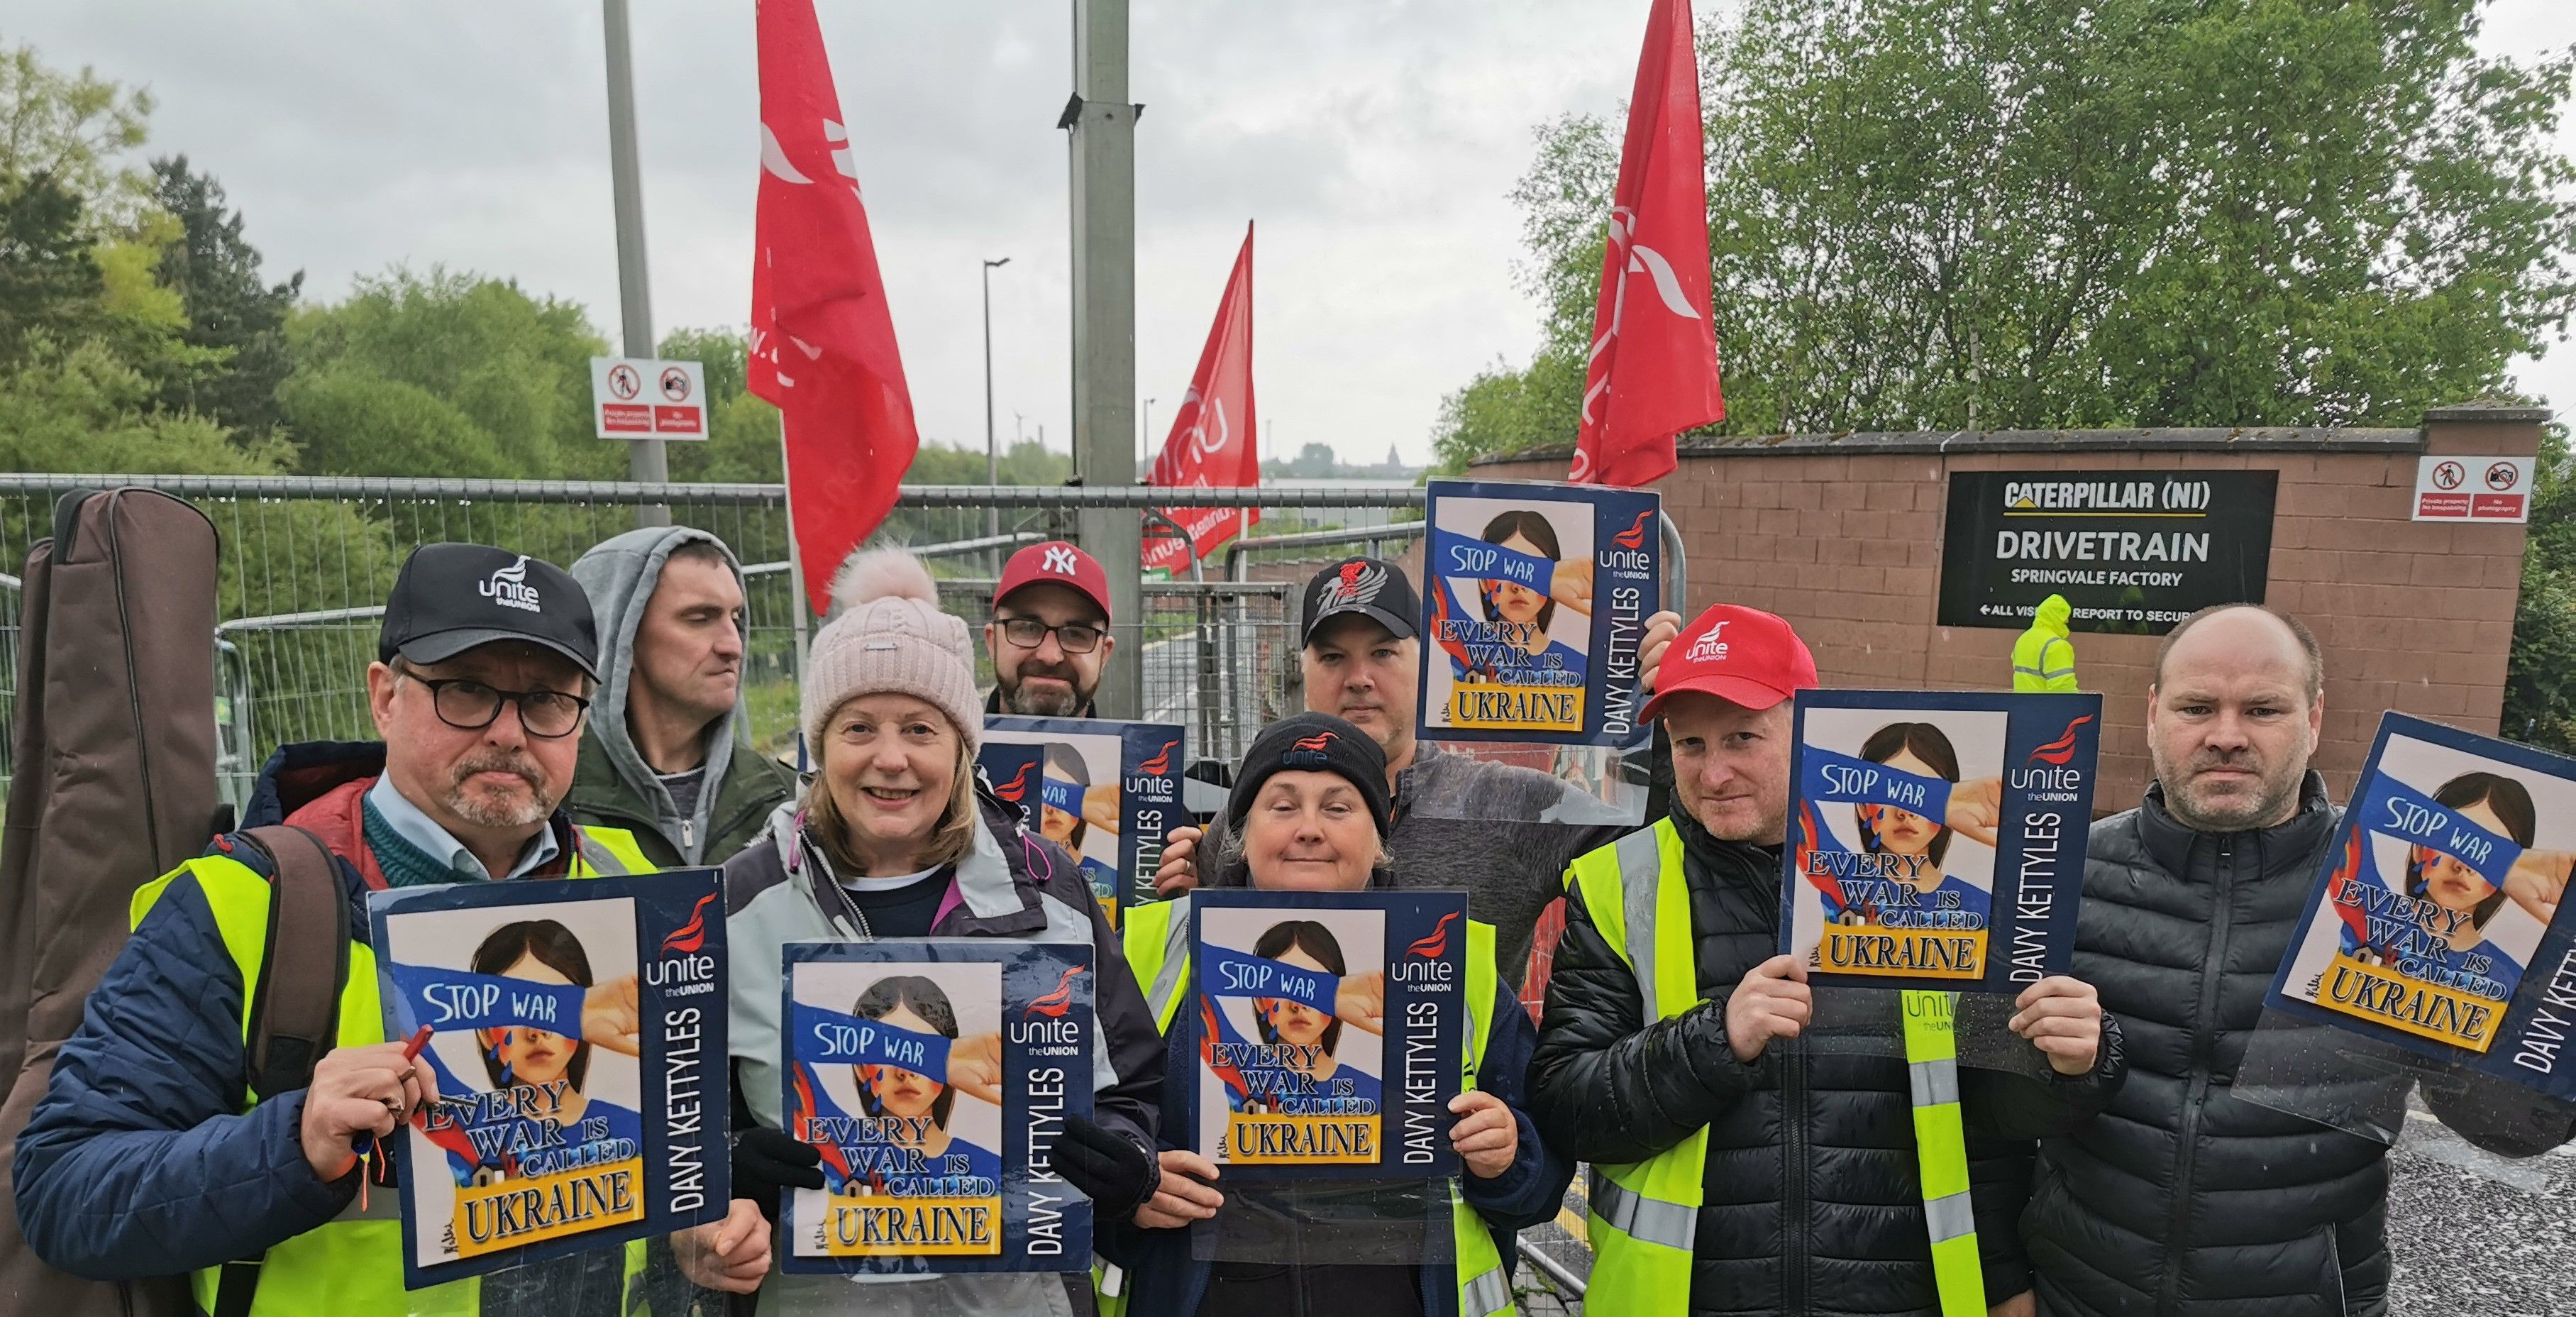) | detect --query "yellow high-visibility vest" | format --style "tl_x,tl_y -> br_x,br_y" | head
128,825 -> 656,1316
1562,820 -> 1985,1315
